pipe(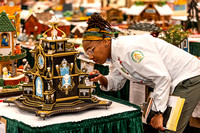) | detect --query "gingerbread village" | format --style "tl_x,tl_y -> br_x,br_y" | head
0,0 -> 199,121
